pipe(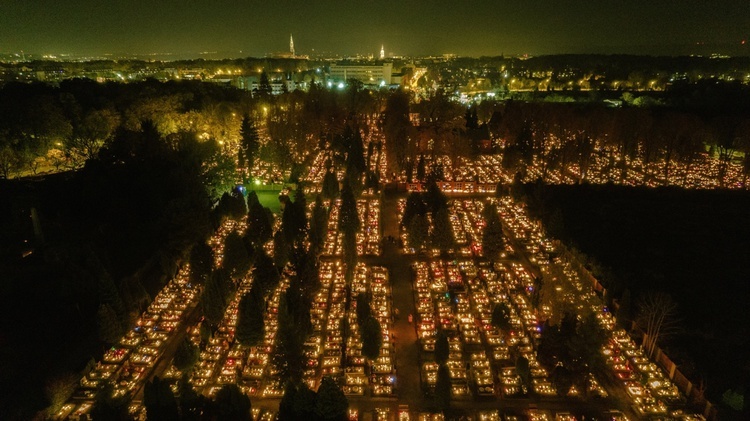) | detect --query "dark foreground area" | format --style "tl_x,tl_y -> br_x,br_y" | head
527,183 -> 750,413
